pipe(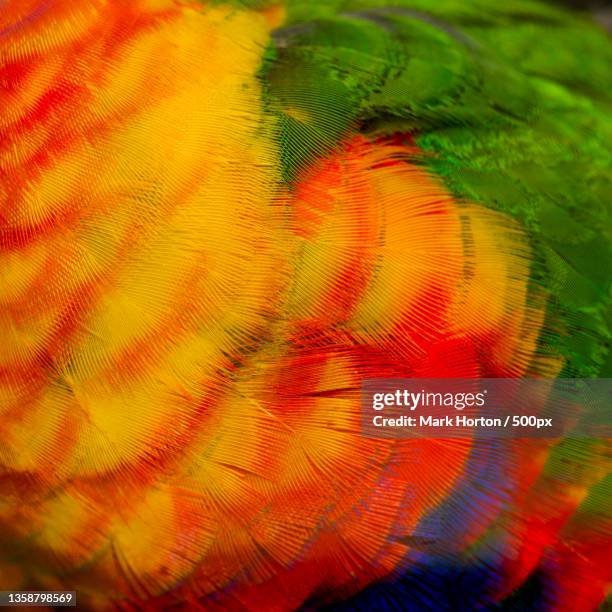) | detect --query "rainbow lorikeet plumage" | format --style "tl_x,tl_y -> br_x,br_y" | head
0,0 -> 610,609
